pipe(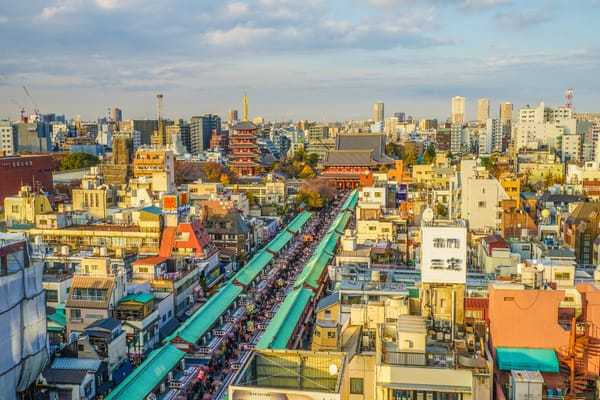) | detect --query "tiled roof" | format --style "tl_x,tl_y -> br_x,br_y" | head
335,133 -> 395,164
43,368 -> 89,385
464,297 -> 489,309
86,317 -> 121,331
322,150 -> 374,166
232,121 -> 257,131
483,235 -> 507,245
